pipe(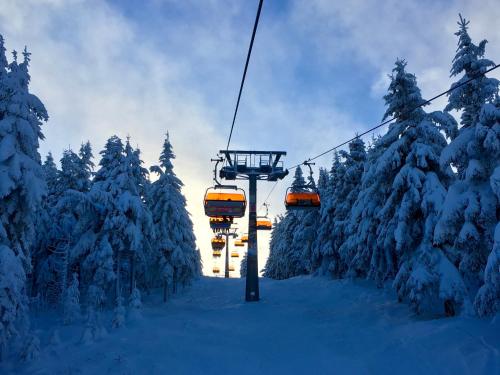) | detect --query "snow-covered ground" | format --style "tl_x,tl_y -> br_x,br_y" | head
4,276 -> 499,374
